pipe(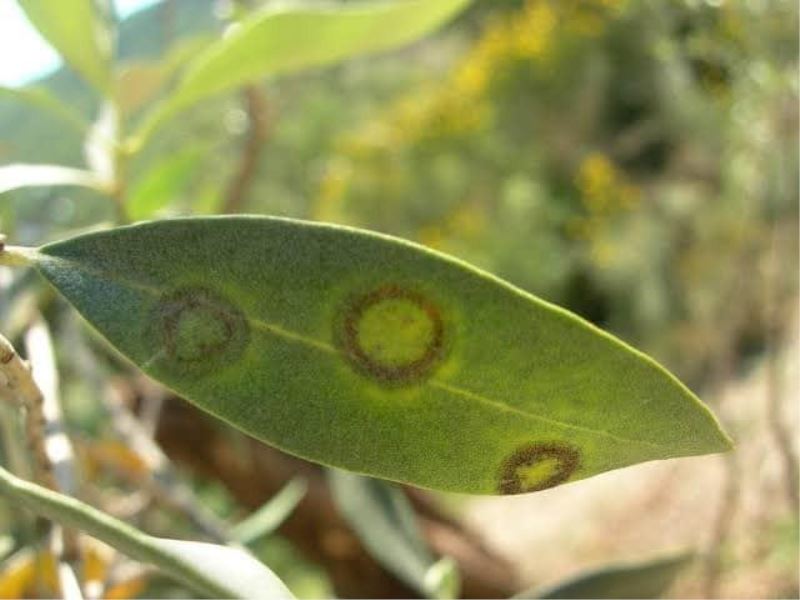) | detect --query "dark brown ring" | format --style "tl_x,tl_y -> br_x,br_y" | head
339,284 -> 445,384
